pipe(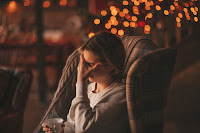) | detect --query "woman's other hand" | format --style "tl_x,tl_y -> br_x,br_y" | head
42,123 -> 65,133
